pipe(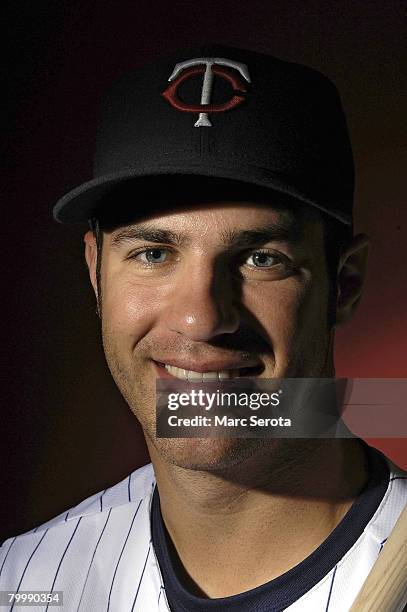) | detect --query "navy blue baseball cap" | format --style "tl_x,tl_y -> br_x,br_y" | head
53,44 -> 354,225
